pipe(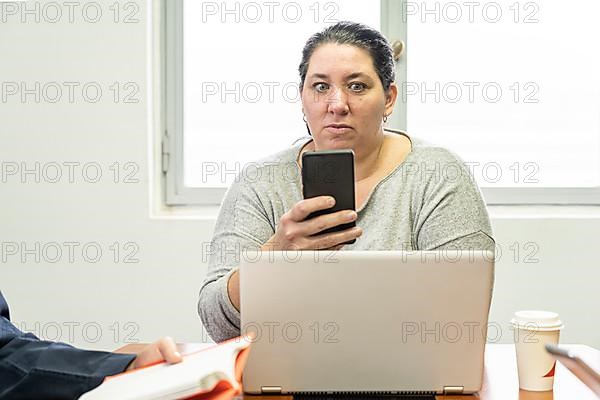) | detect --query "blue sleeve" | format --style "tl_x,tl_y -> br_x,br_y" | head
0,292 -> 136,399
